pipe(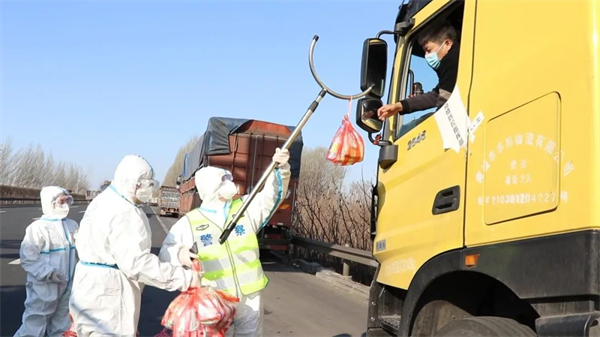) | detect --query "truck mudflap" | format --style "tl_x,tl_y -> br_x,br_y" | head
536,312 -> 600,337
